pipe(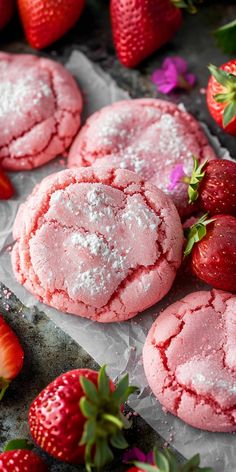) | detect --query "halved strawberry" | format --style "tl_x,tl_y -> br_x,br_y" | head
0,315 -> 24,400
0,168 -> 14,200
